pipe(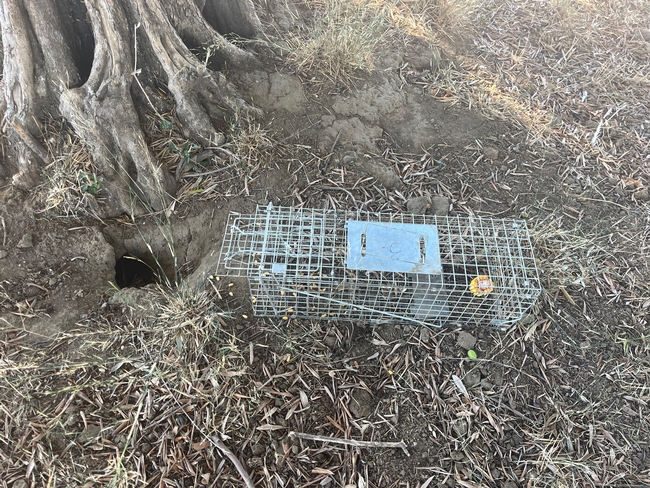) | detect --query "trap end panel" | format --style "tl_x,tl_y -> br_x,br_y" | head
346,221 -> 442,274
